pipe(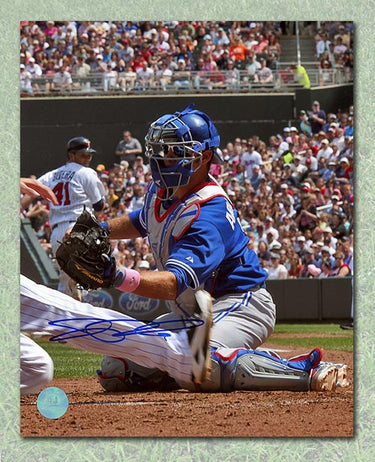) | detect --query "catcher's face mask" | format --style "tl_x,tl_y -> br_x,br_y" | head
145,104 -> 221,201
